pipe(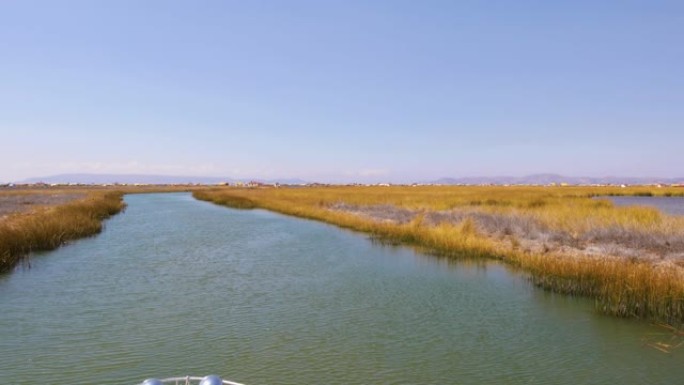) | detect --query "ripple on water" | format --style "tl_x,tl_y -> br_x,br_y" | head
0,193 -> 682,385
